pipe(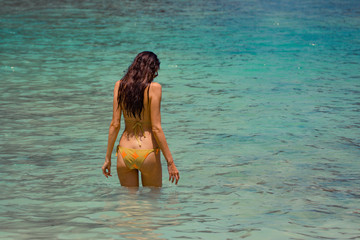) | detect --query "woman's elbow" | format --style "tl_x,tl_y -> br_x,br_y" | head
110,121 -> 120,130
152,125 -> 162,134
